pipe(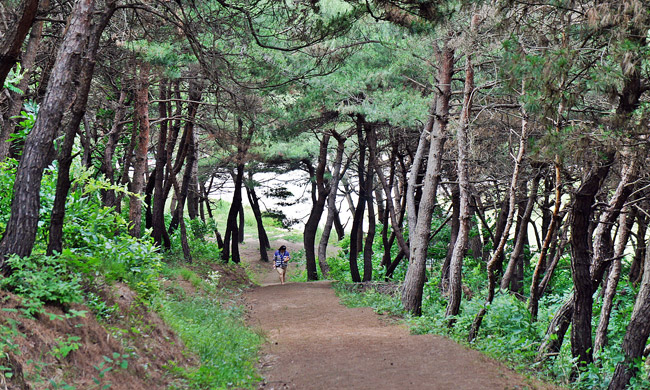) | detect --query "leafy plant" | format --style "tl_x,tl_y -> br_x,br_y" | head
49,336 -> 82,361
0,255 -> 82,315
